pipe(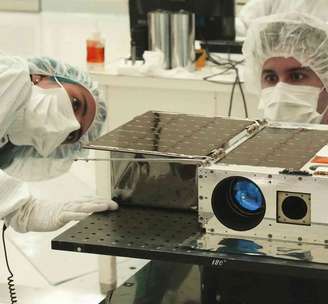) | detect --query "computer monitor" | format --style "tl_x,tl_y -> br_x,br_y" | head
129,0 -> 236,59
